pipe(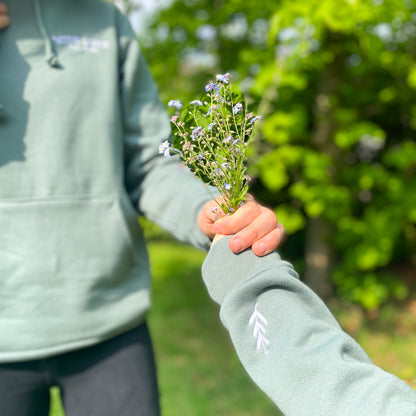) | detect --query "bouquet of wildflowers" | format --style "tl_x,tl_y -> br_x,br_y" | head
159,73 -> 261,215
